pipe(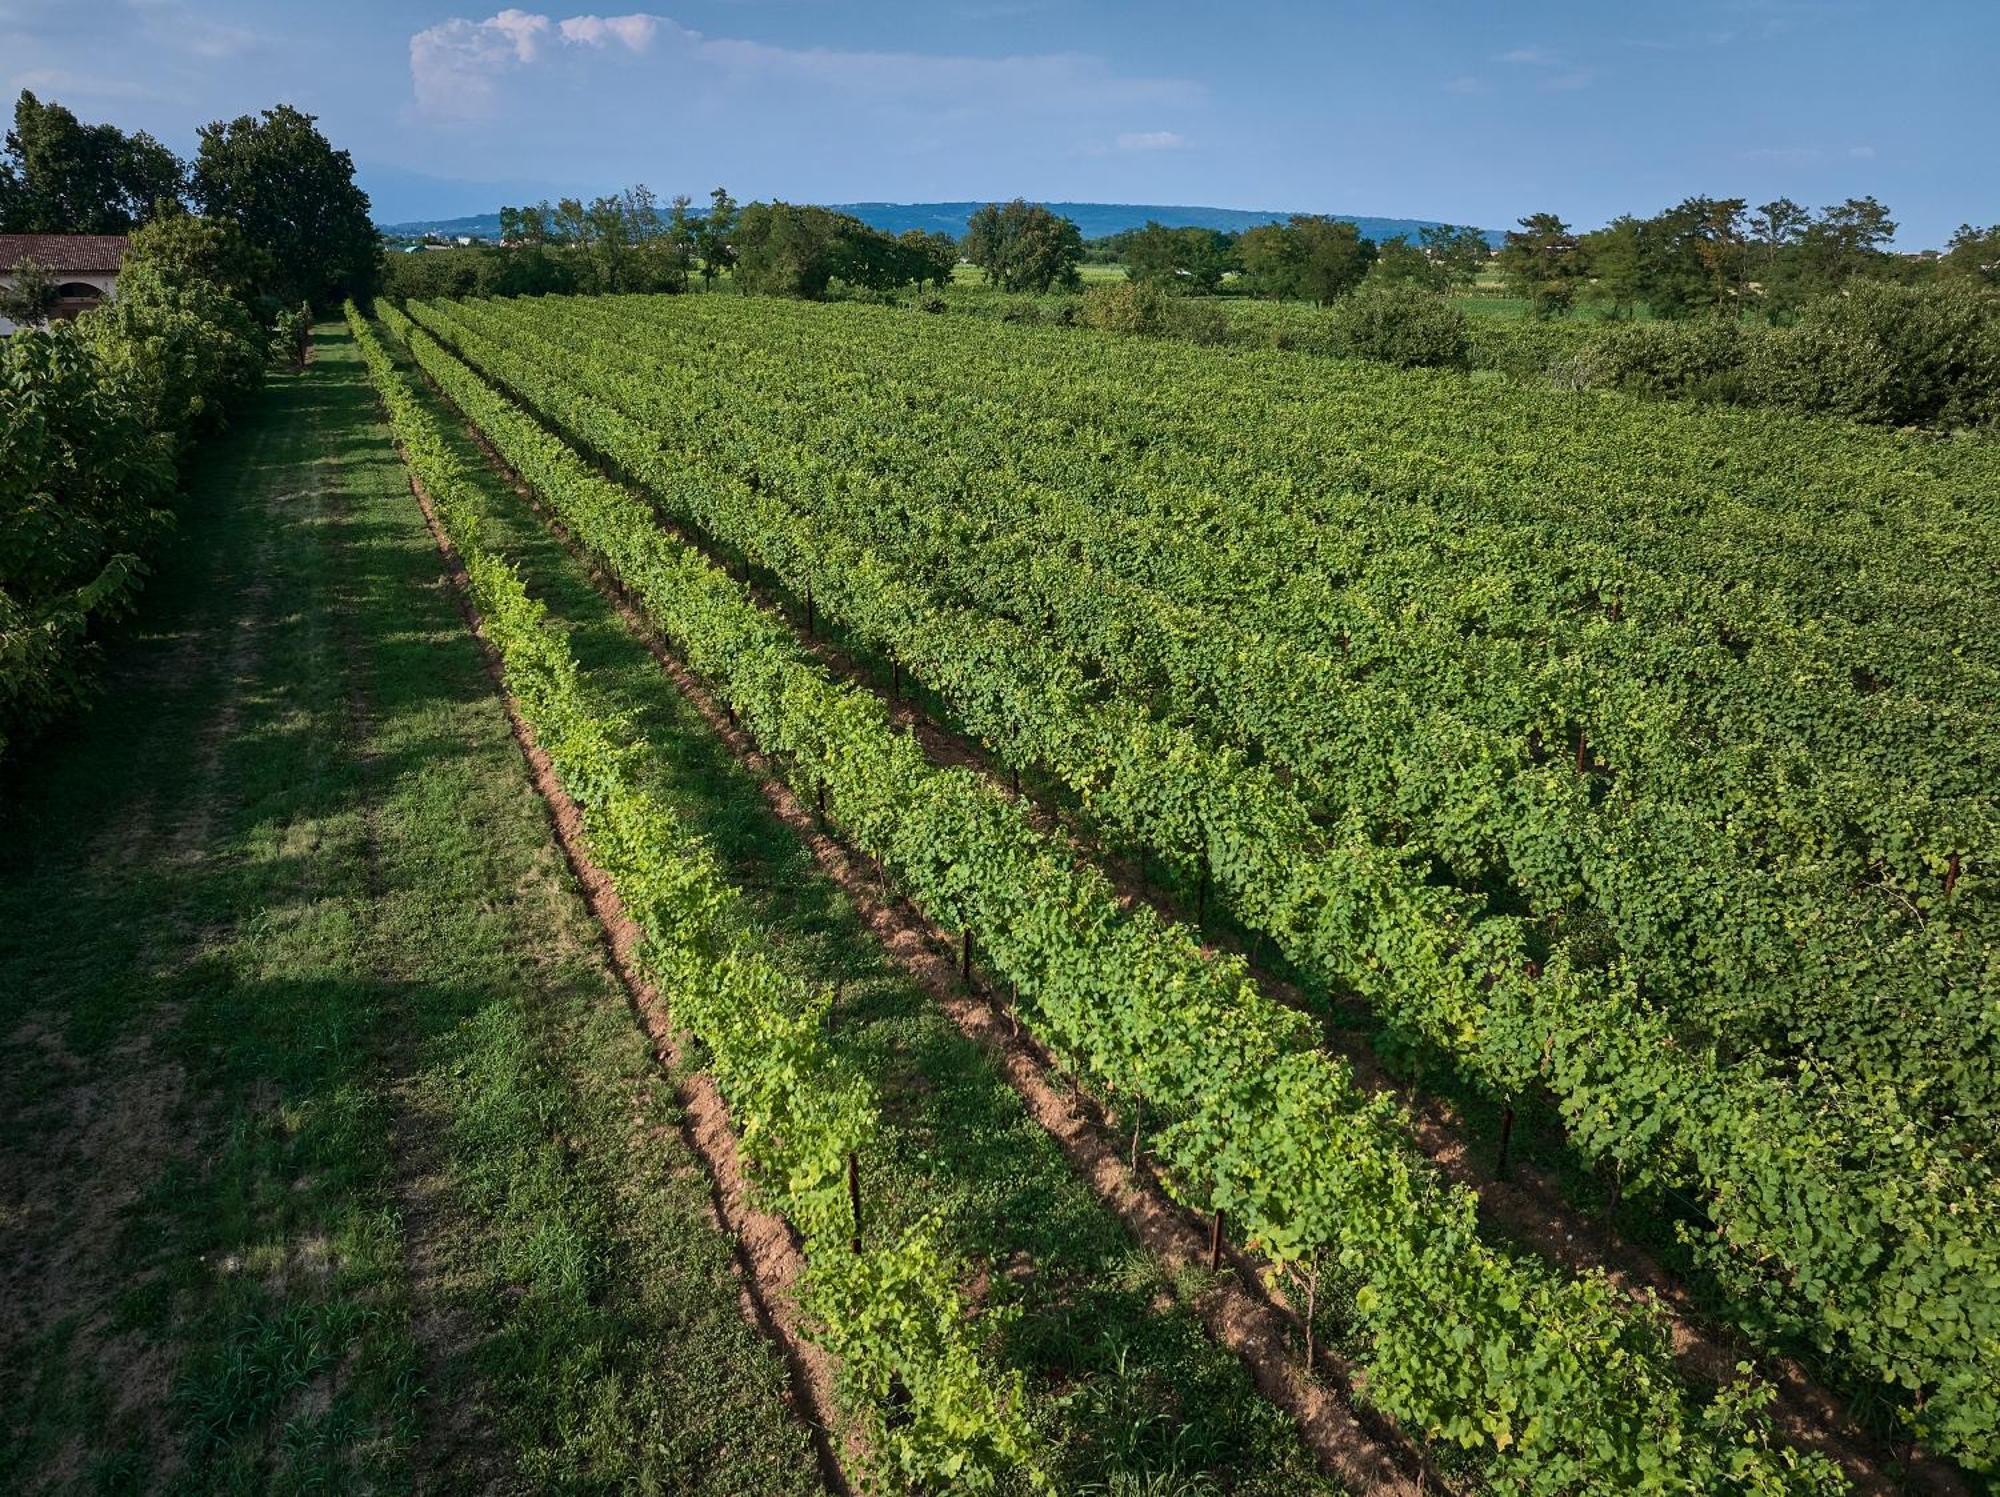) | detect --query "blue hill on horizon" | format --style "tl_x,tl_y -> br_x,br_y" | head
377,199 -> 1501,247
